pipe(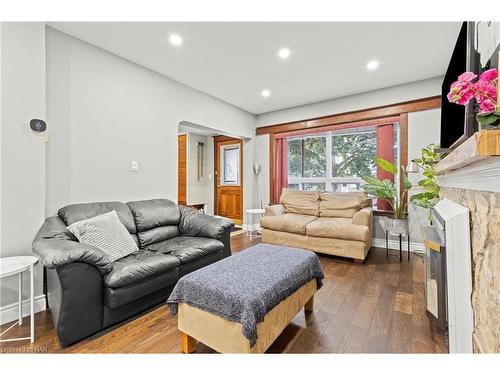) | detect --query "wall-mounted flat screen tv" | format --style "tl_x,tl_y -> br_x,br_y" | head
440,22 -> 480,150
